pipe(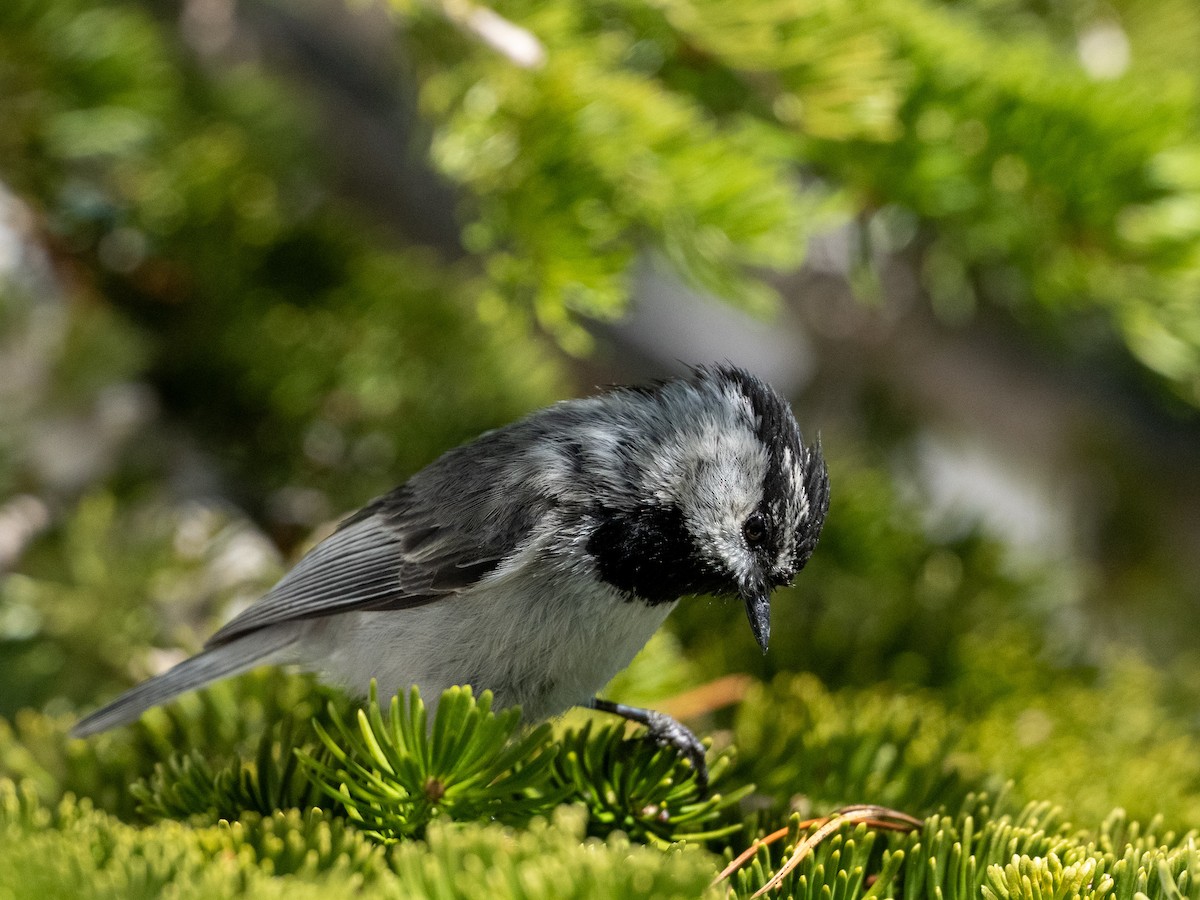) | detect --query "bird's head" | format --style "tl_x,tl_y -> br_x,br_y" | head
586,365 -> 830,652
